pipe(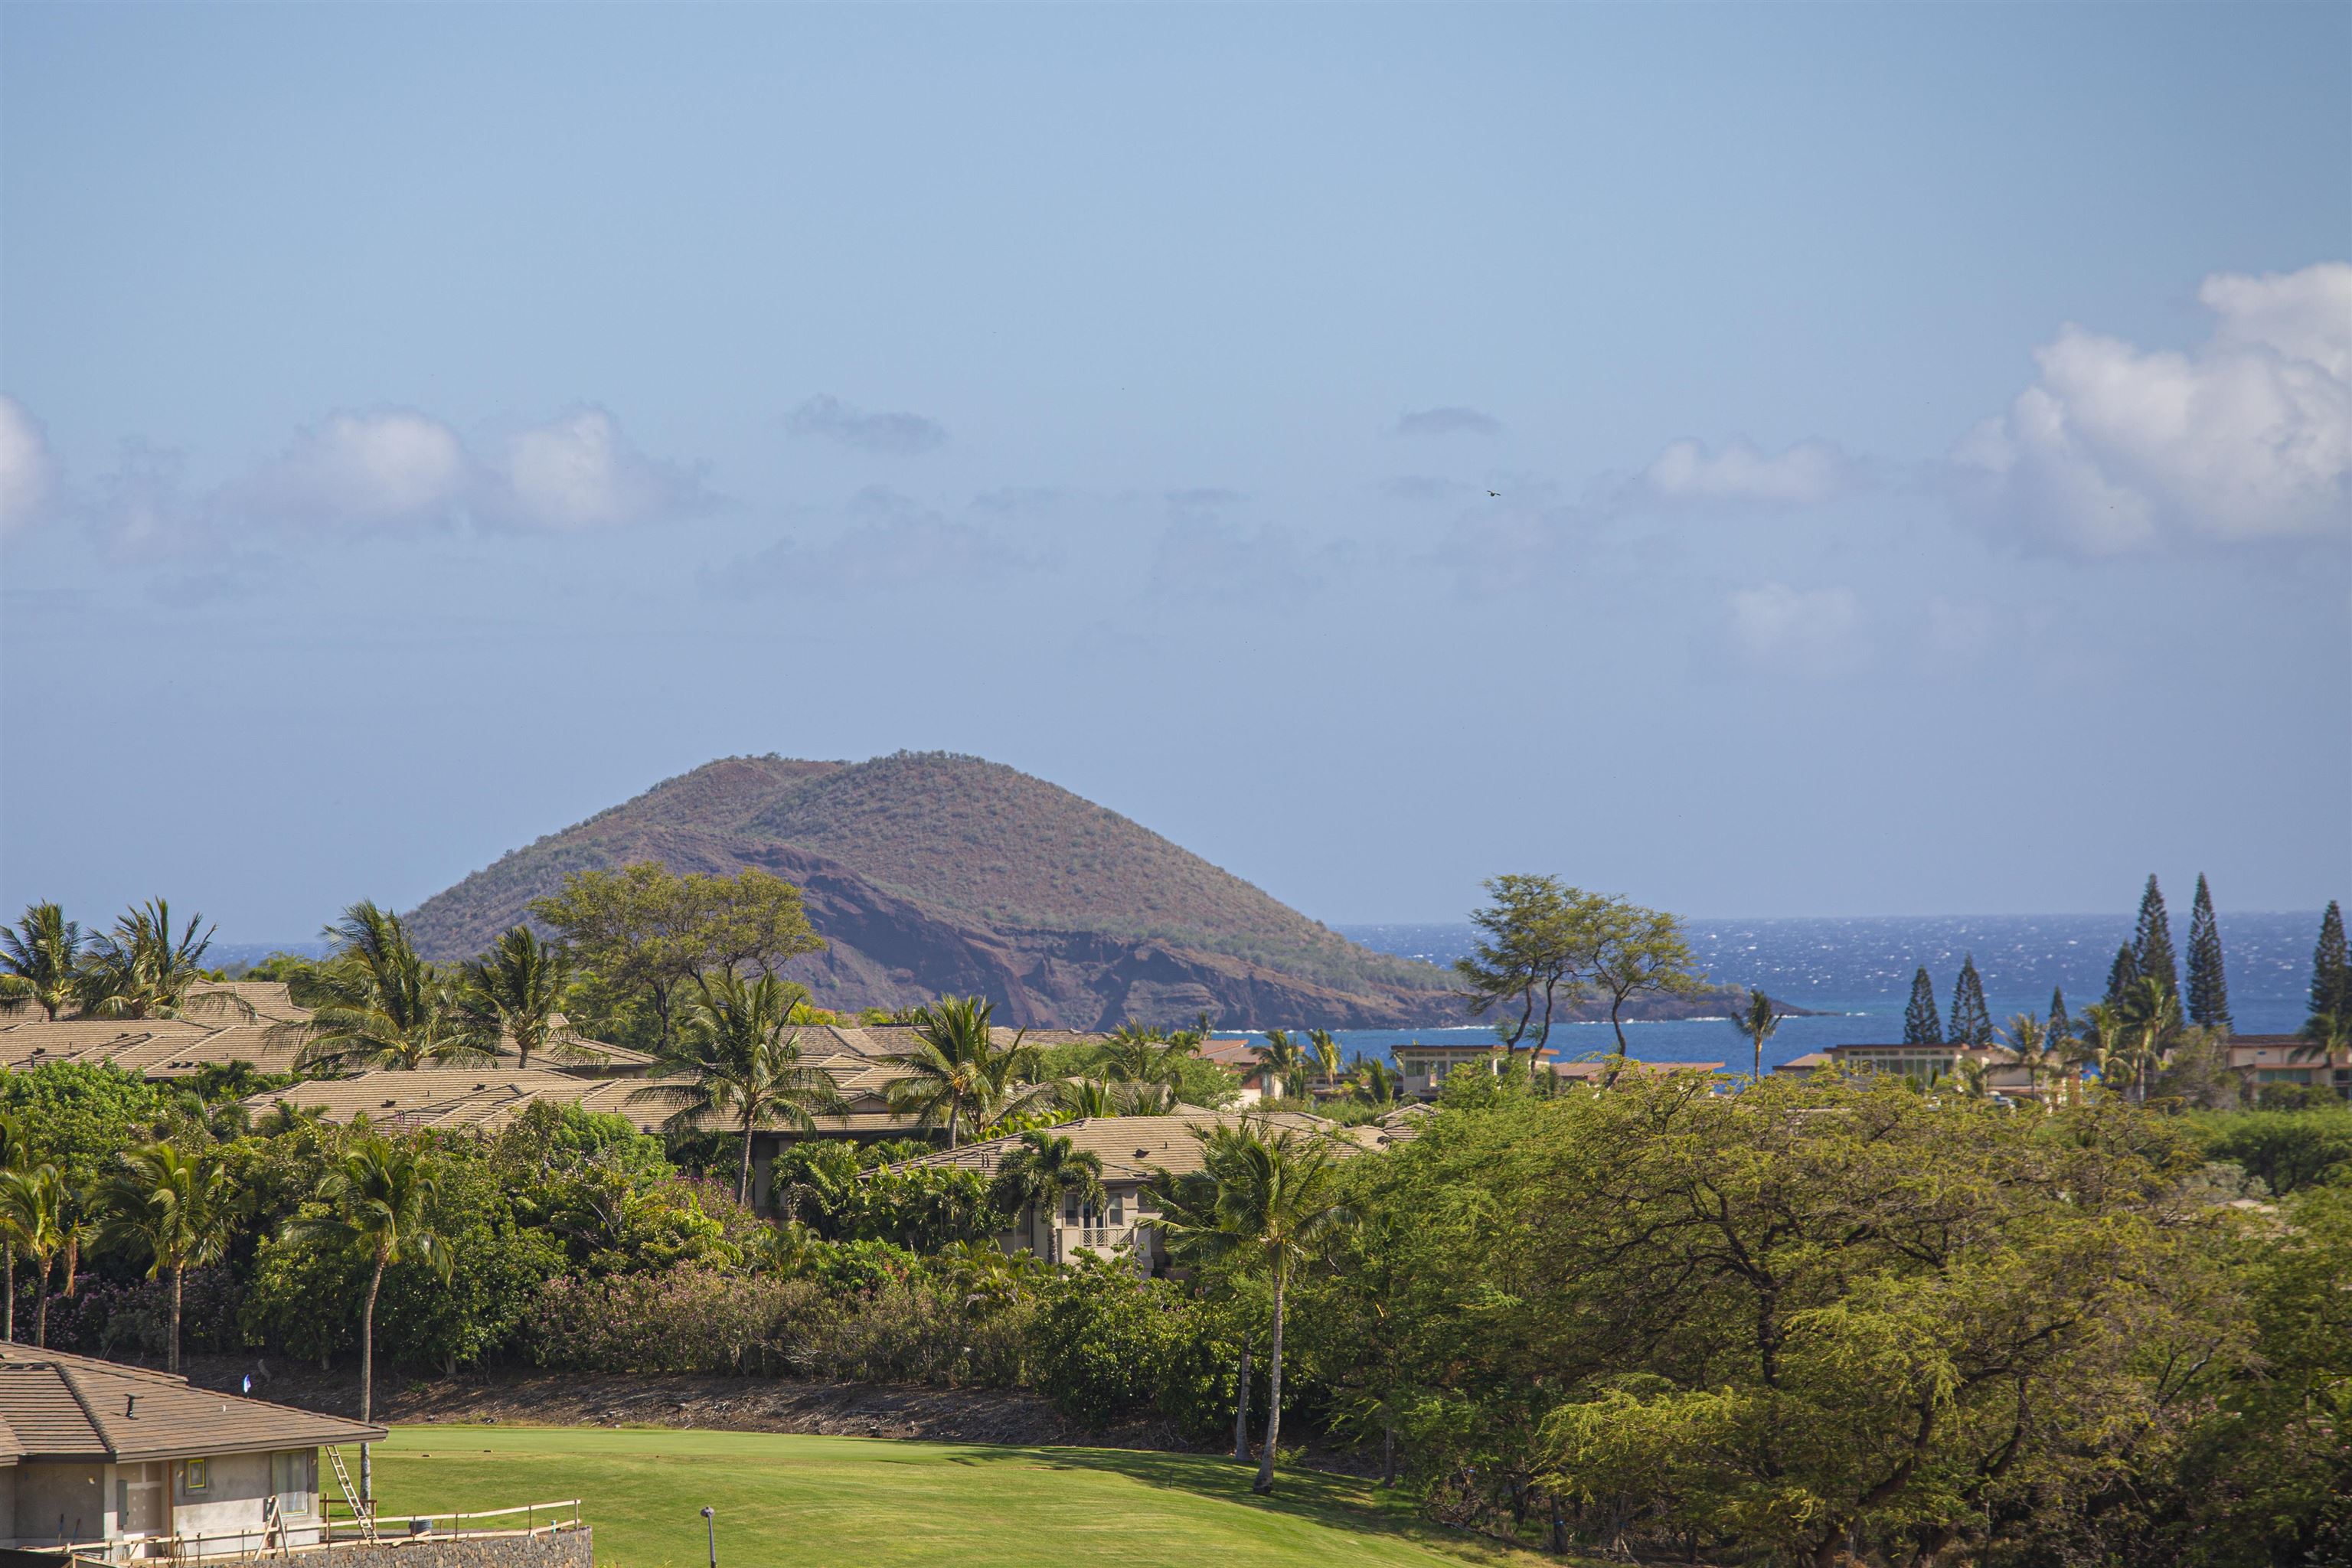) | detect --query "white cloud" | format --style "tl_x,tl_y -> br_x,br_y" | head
482,407 -> 712,531
716,487 -> 1025,597
0,395 -> 59,537
1644,438 -> 1851,506
1953,260 -> 2352,554
234,410 -> 472,529
1726,583 -> 1863,675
